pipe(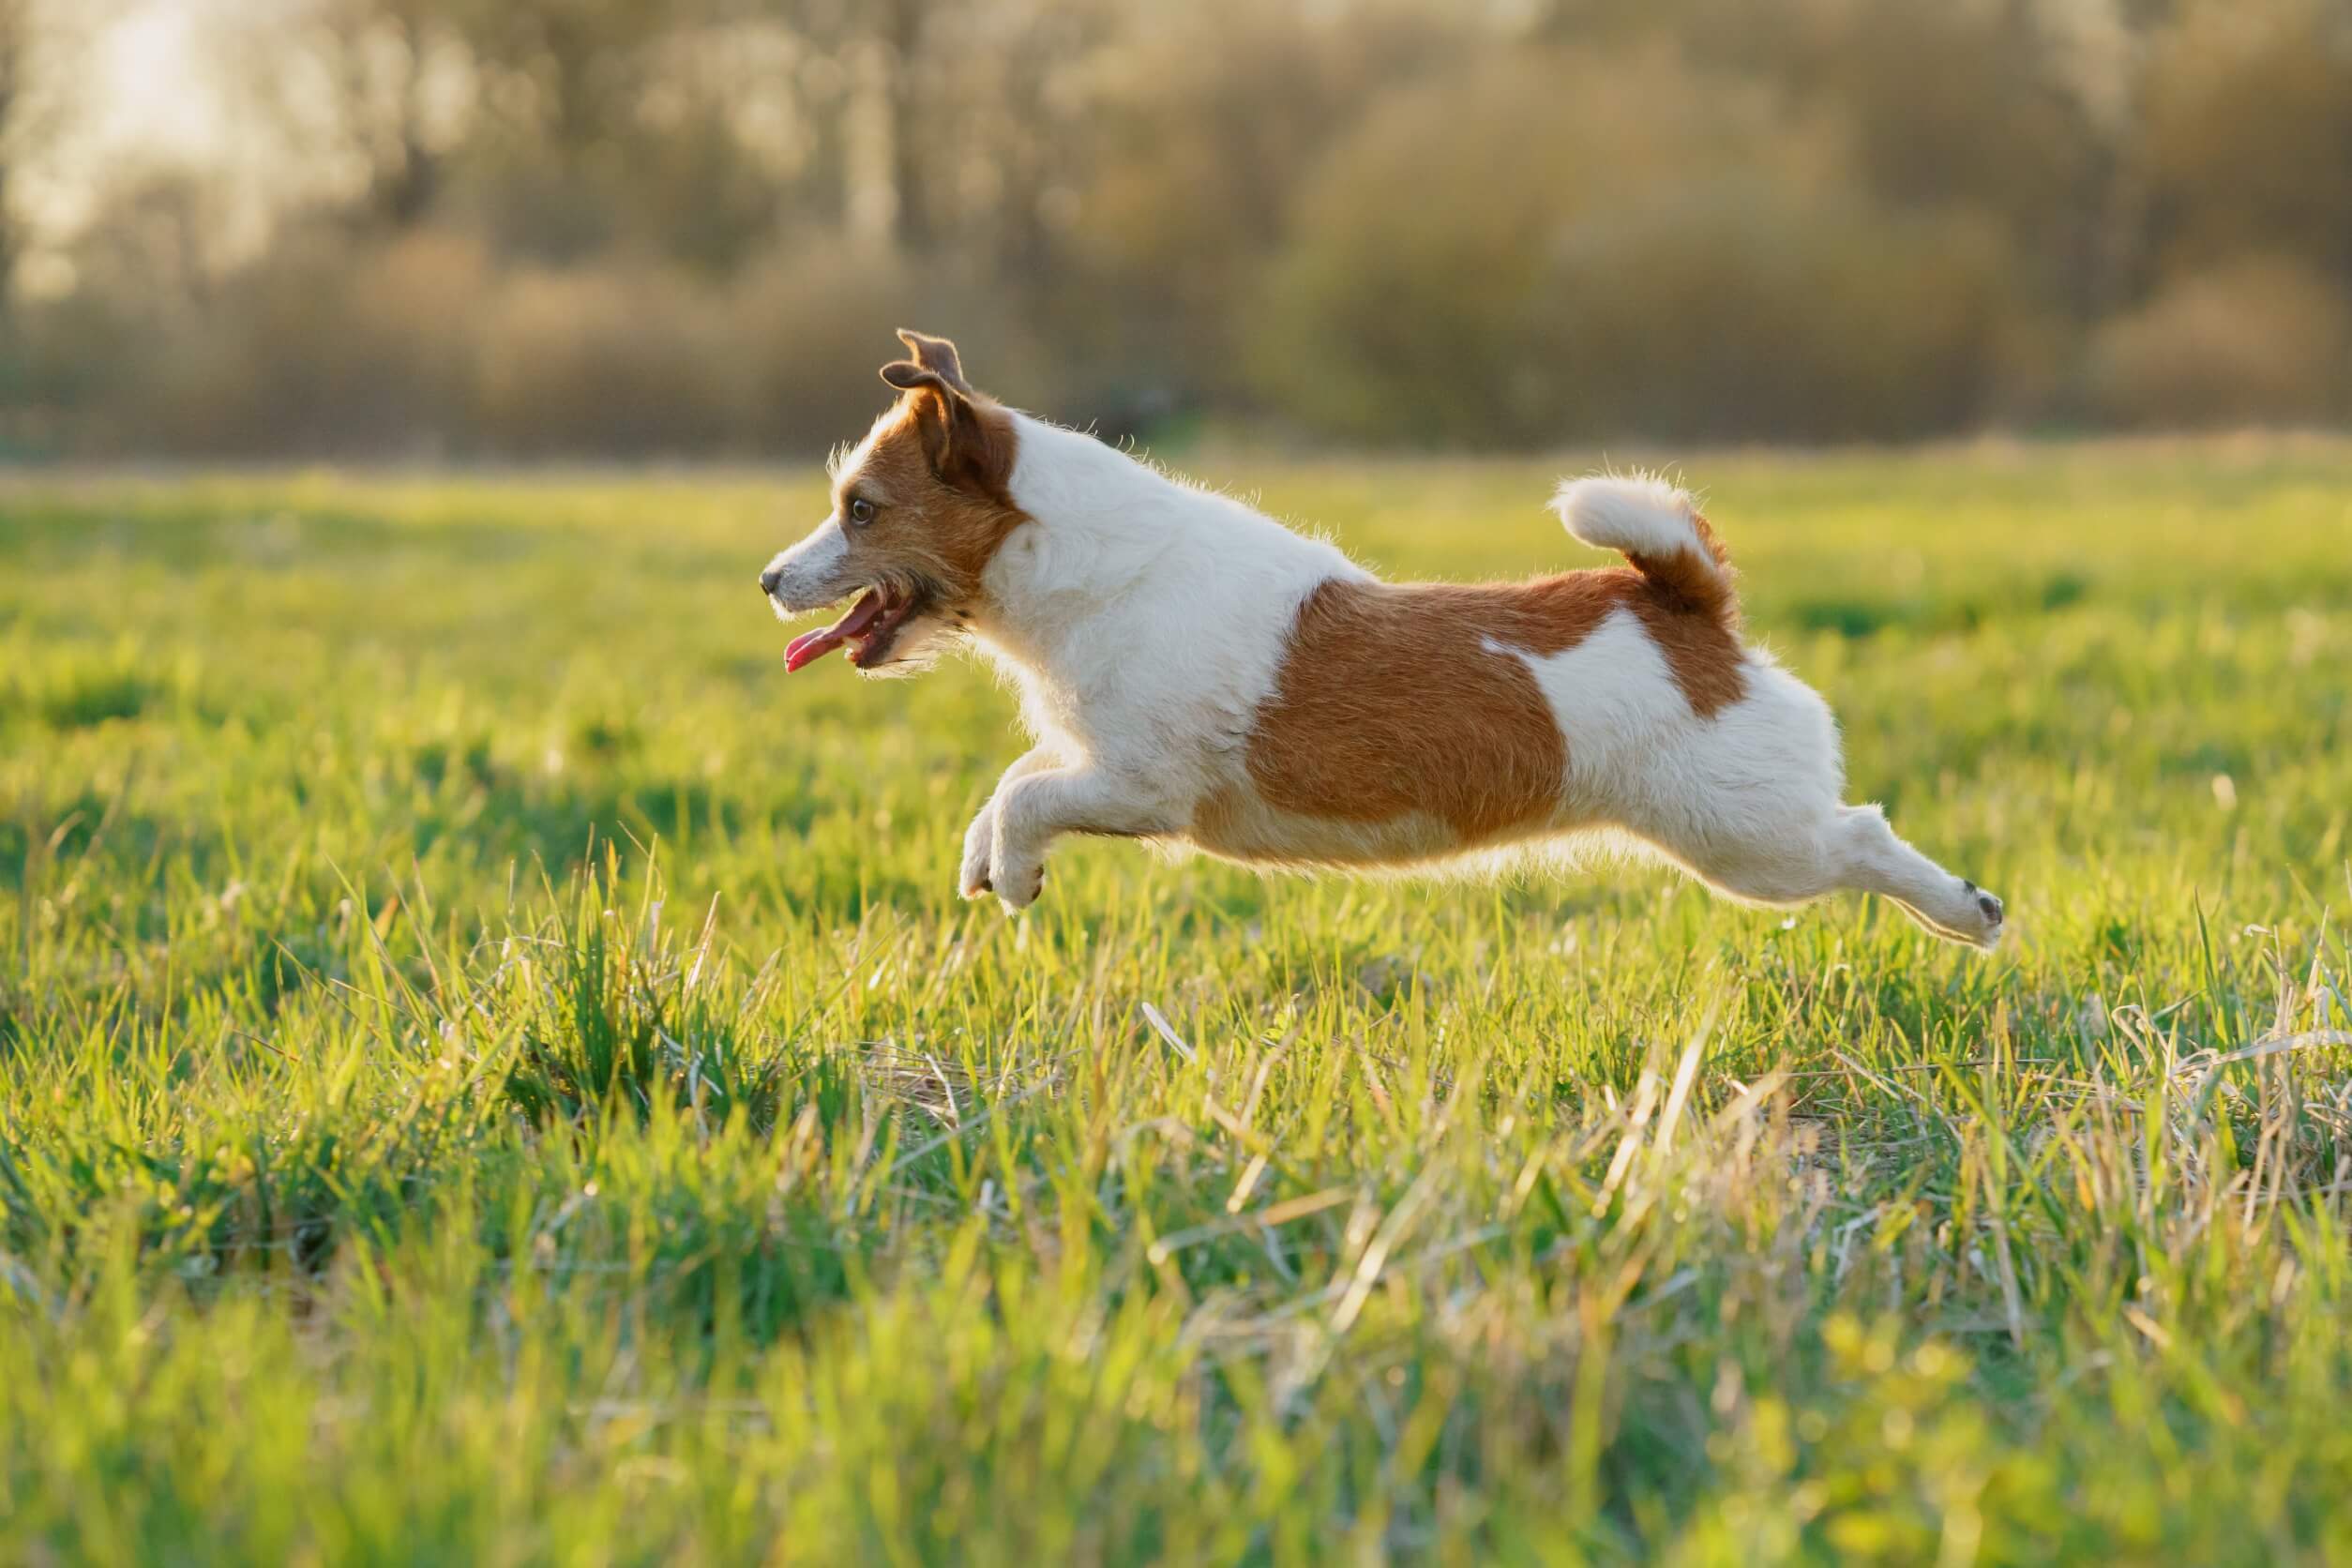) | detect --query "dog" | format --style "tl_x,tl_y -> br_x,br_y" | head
759,330 -> 2003,947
